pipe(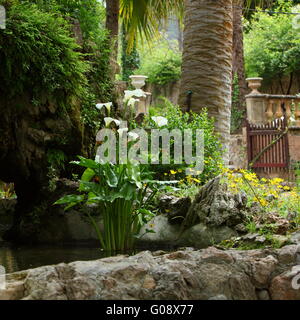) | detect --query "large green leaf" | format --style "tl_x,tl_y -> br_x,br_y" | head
54,194 -> 85,211
71,156 -> 100,170
79,168 -> 96,191
103,164 -> 118,187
